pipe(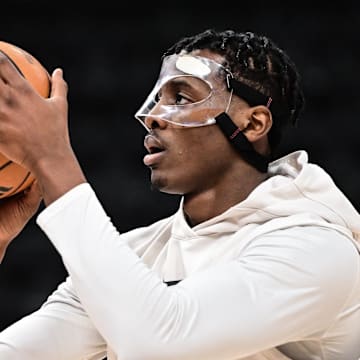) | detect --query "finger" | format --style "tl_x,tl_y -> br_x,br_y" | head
0,52 -> 24,86
50,68 -> 68,99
